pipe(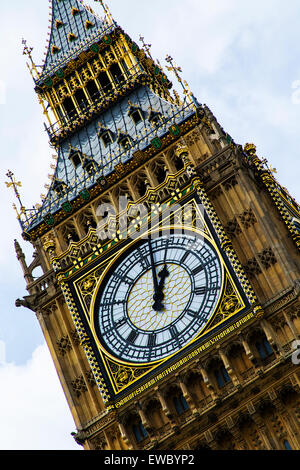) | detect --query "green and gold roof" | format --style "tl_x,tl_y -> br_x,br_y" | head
38,0 -> 115,84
